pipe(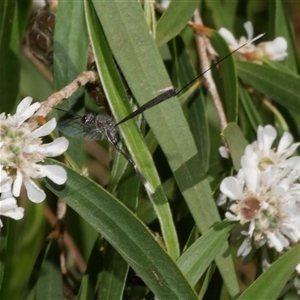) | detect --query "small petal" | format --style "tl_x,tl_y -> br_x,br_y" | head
16,98 -> 40,127
24,137 -> 69,156
0,172 -> 12,193
225,211 -> 240,221
286,156 -> 300,170
37,165 -> 67,185
16,97 -> 33,114
161,0 -> 170,8
18,102 -> 41,125
296,264 -> 300,274
281,143 -> 300,160
5,206 -> 24,220
217,193 -> 227,206
12,170 -> 23,197
281,223 -> 300,242
262,255 -> 271,271
244,168 -> 258,193
24,179 -> 46,202
219,146 -> 229,159
29,118 -> 56,140
263,37 -> 288,60
272,37 -> 288,52
257,125 -> 277,155
267,232 -> 286,252
0,197 -> 24,220
243,21 -> 254,41
220,177 -> 243,200
218,28 -> 239,47
241,145 -> 258,168
1,189 -> 13,200
237,237 -> 252,257
277,132 -> 293,154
